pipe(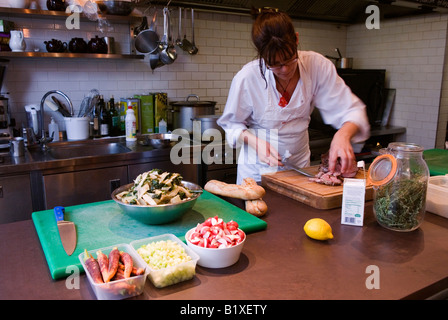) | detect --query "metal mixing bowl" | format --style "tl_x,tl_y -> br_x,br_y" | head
96,1 -> 136,16
147,133 -> 176,149
111,181 -> 203,225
